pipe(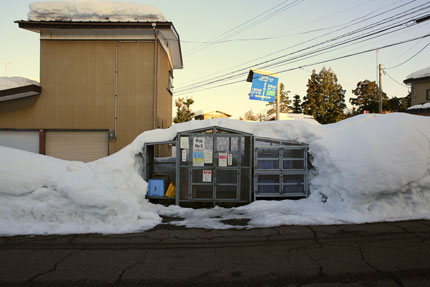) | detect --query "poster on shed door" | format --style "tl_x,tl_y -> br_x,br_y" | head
218,153 -> 227,167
